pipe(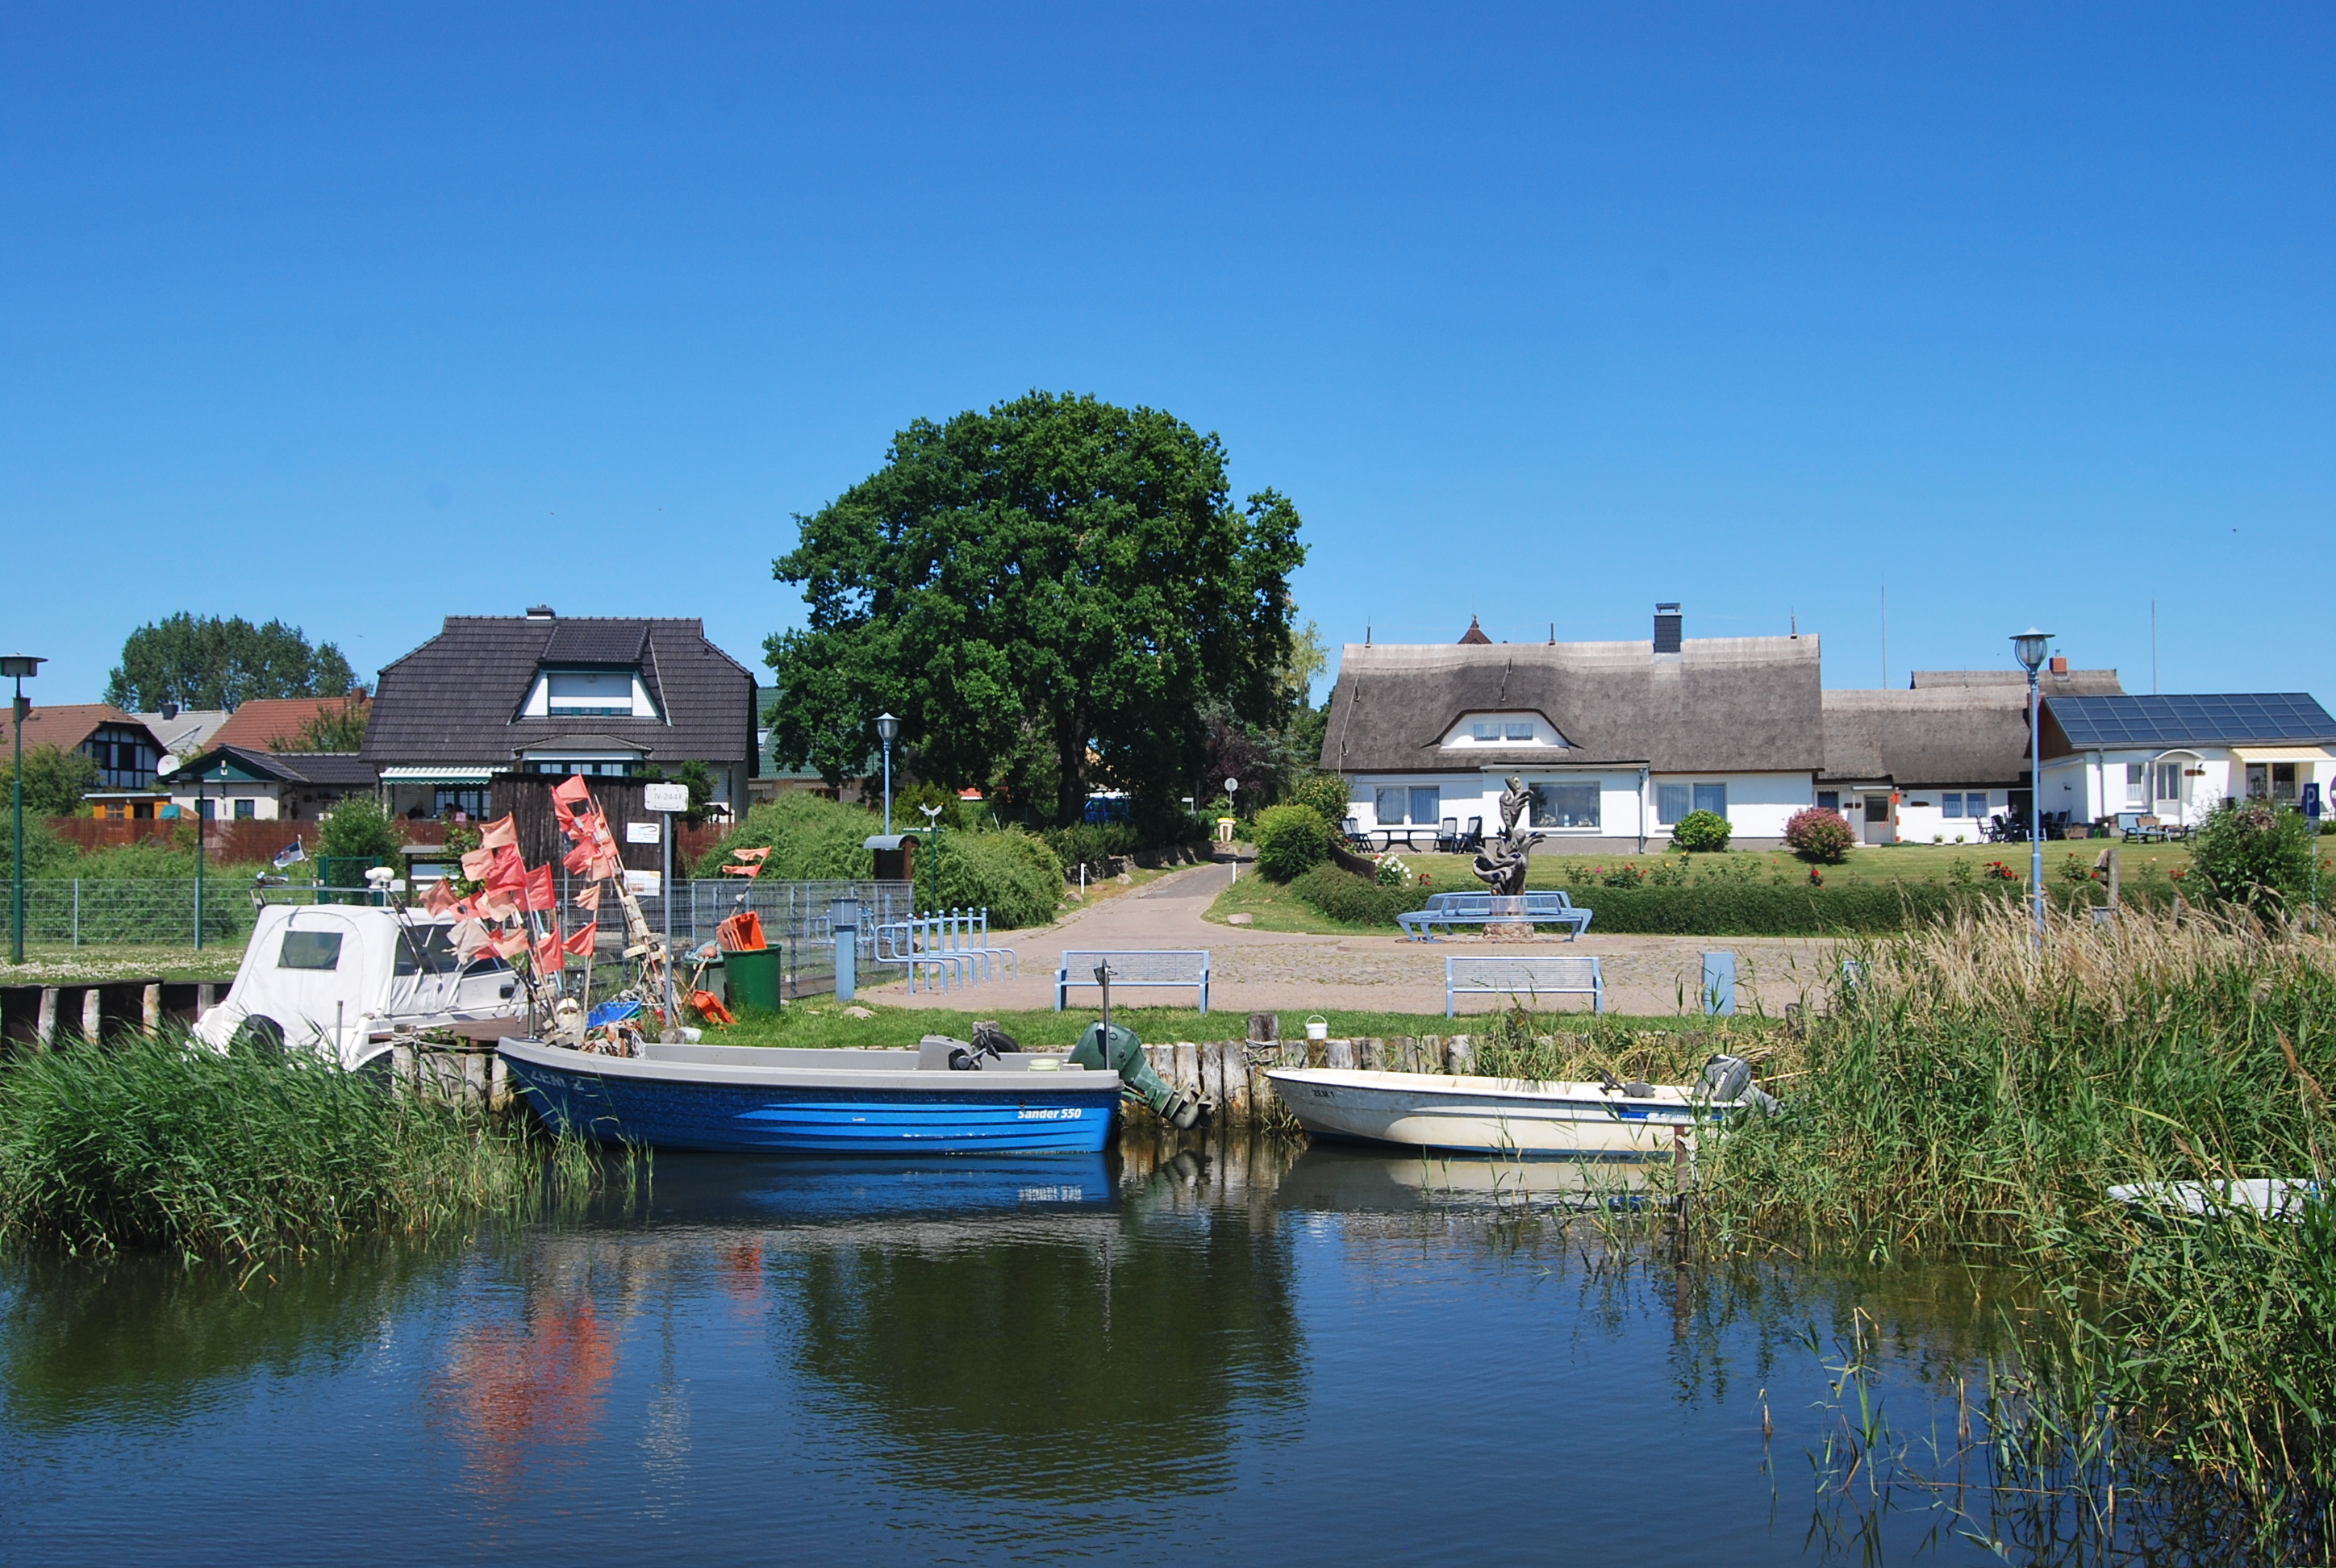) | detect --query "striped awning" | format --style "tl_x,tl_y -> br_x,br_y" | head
2230,747 -> 2335,764
378,765 -> 498,784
